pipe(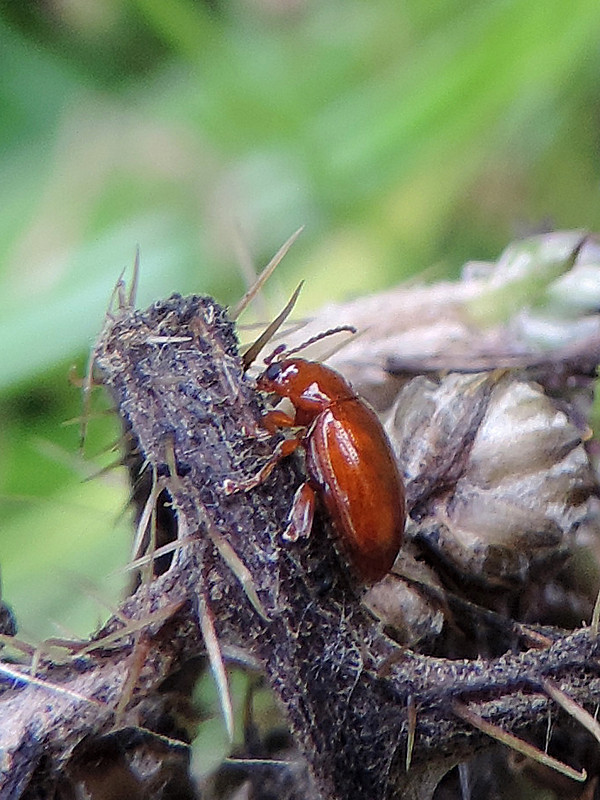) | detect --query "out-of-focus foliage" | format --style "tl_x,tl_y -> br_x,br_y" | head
0,0 -> 599,688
